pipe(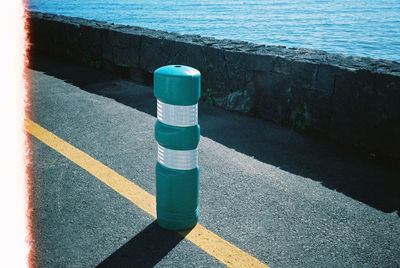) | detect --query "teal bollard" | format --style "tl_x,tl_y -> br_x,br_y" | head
154,65 -> 201,230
